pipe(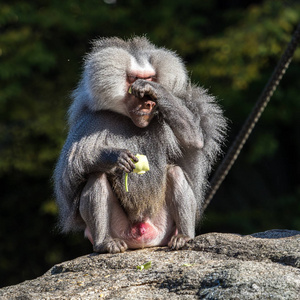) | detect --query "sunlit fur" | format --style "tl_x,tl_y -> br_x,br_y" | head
69,37 -> 188,126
